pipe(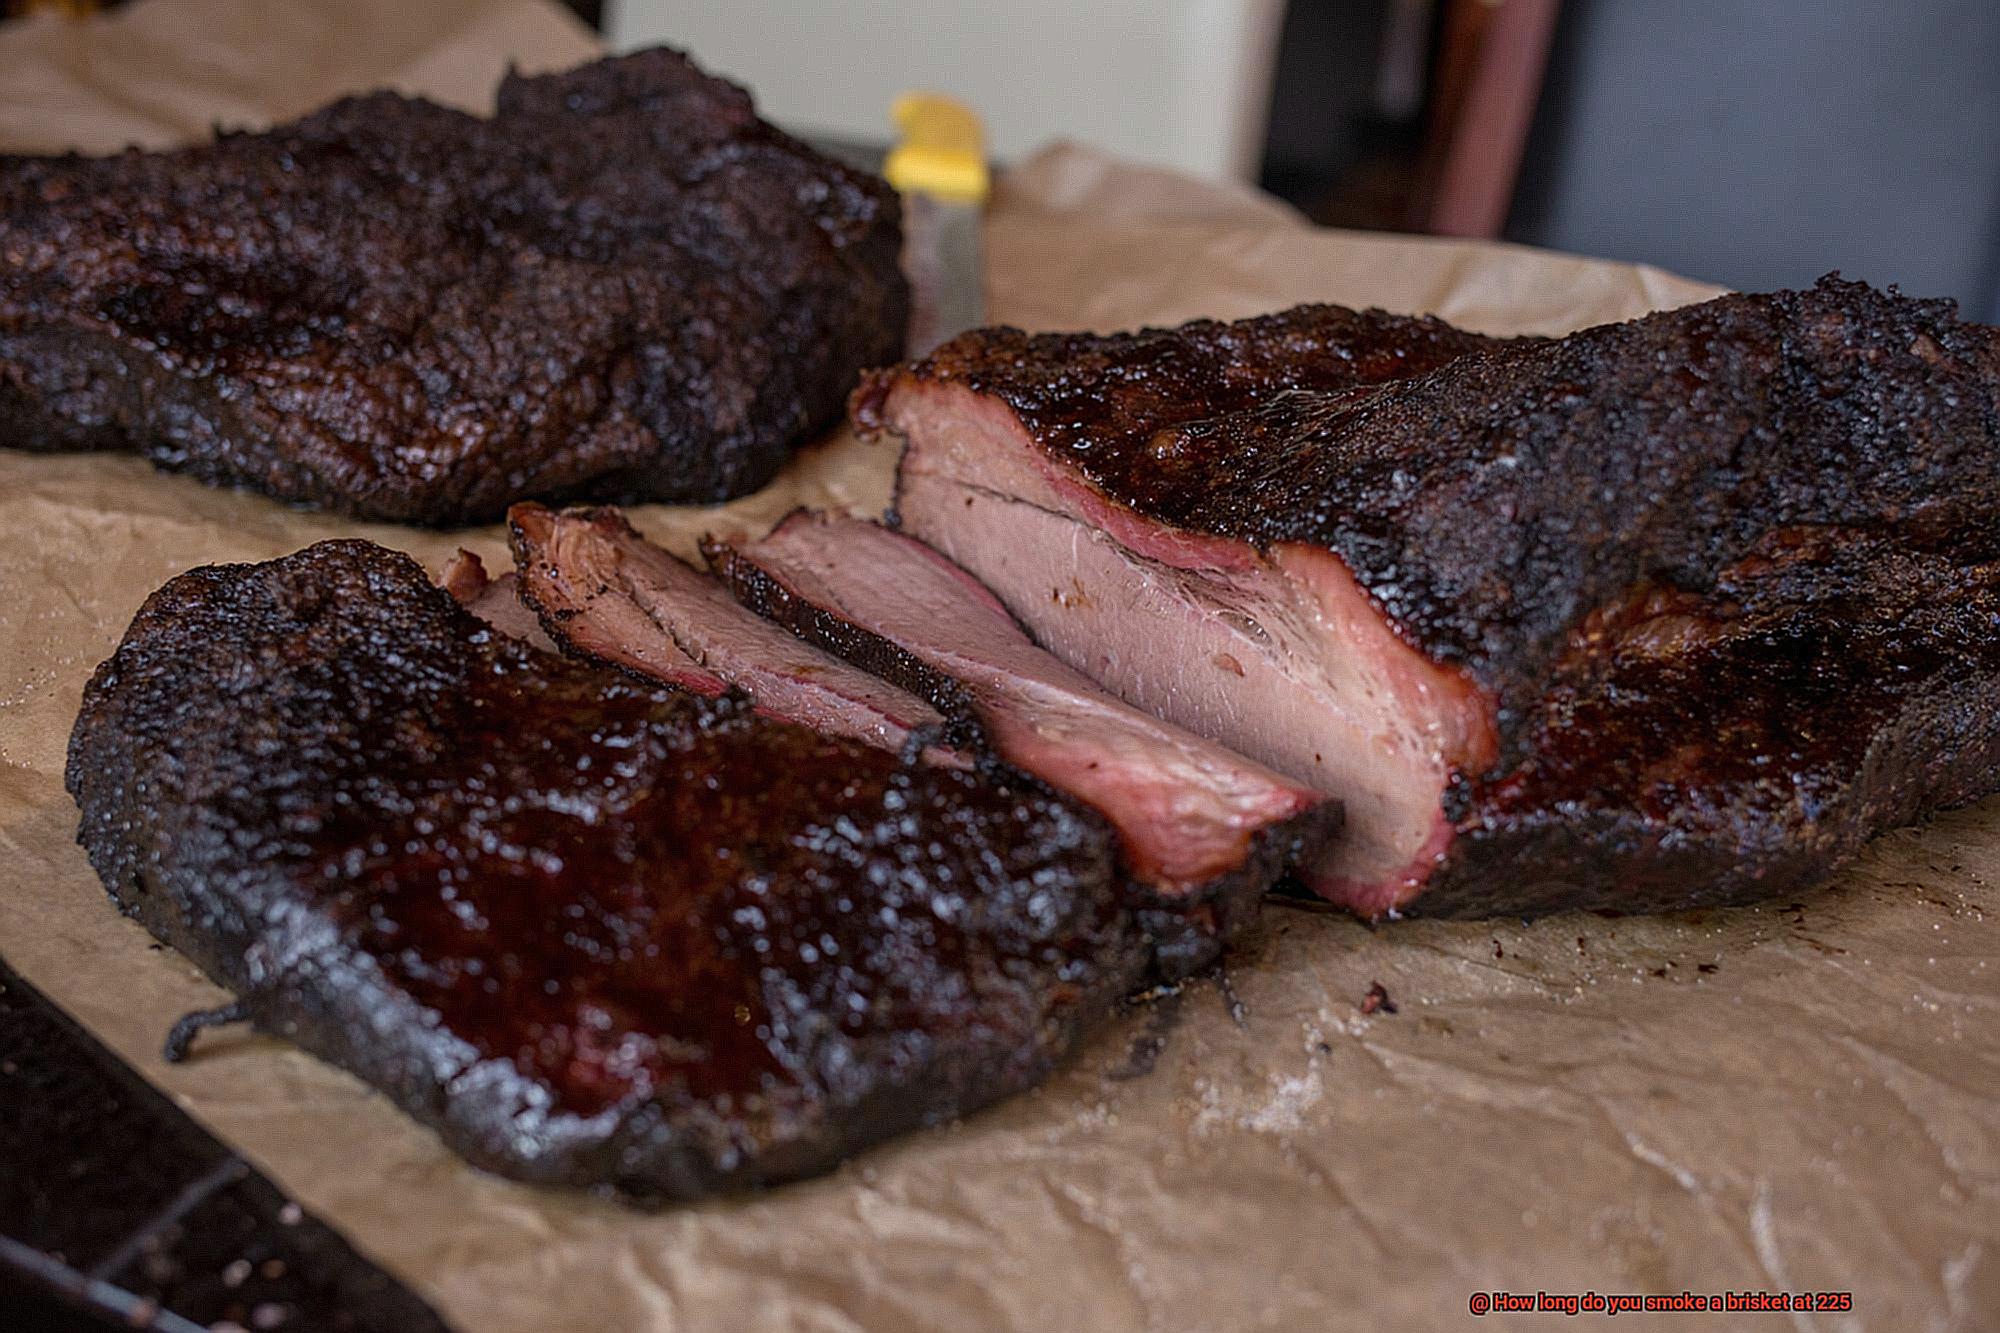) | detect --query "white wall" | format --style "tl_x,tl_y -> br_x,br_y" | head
607,0 -> 1285,182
